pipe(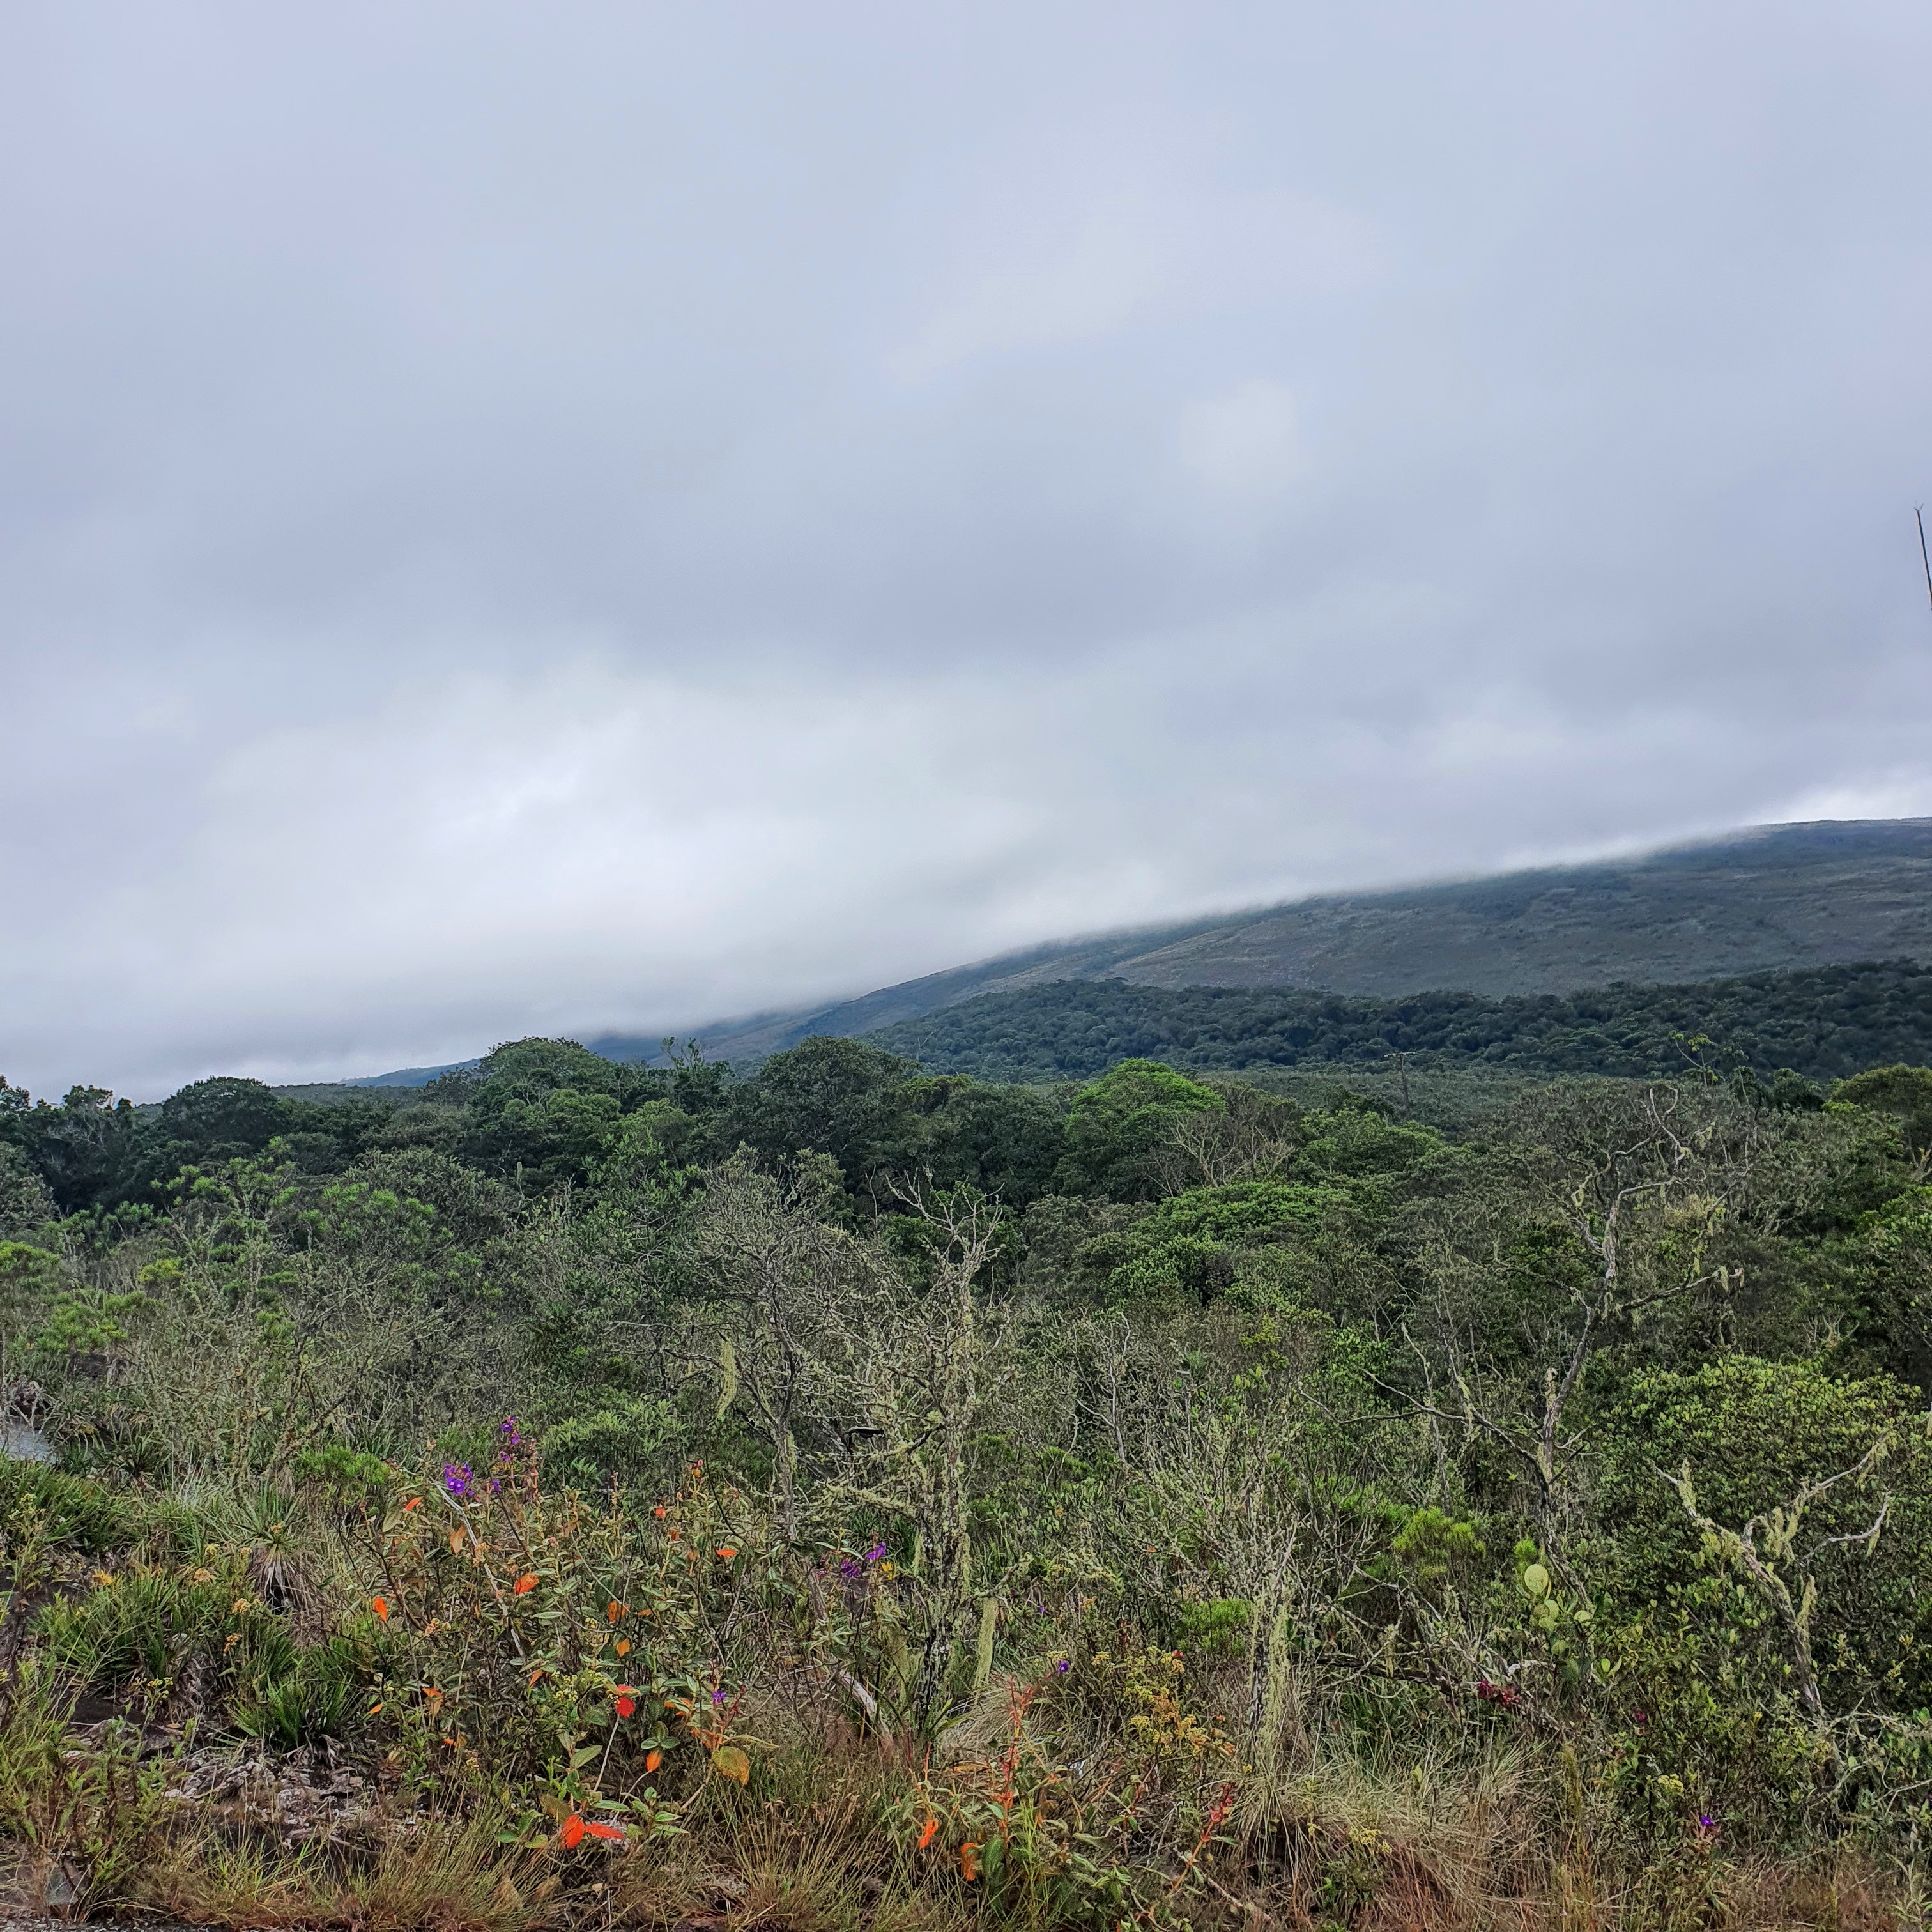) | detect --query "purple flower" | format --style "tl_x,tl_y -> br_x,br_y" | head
1053,1659 -> 1071,1675
711,1689 -> 728,1706
442,1461 -> 473,1498
838,1556 -> 863,1580
500,1416 -> 523,1448
864,1544 -> 886,1564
